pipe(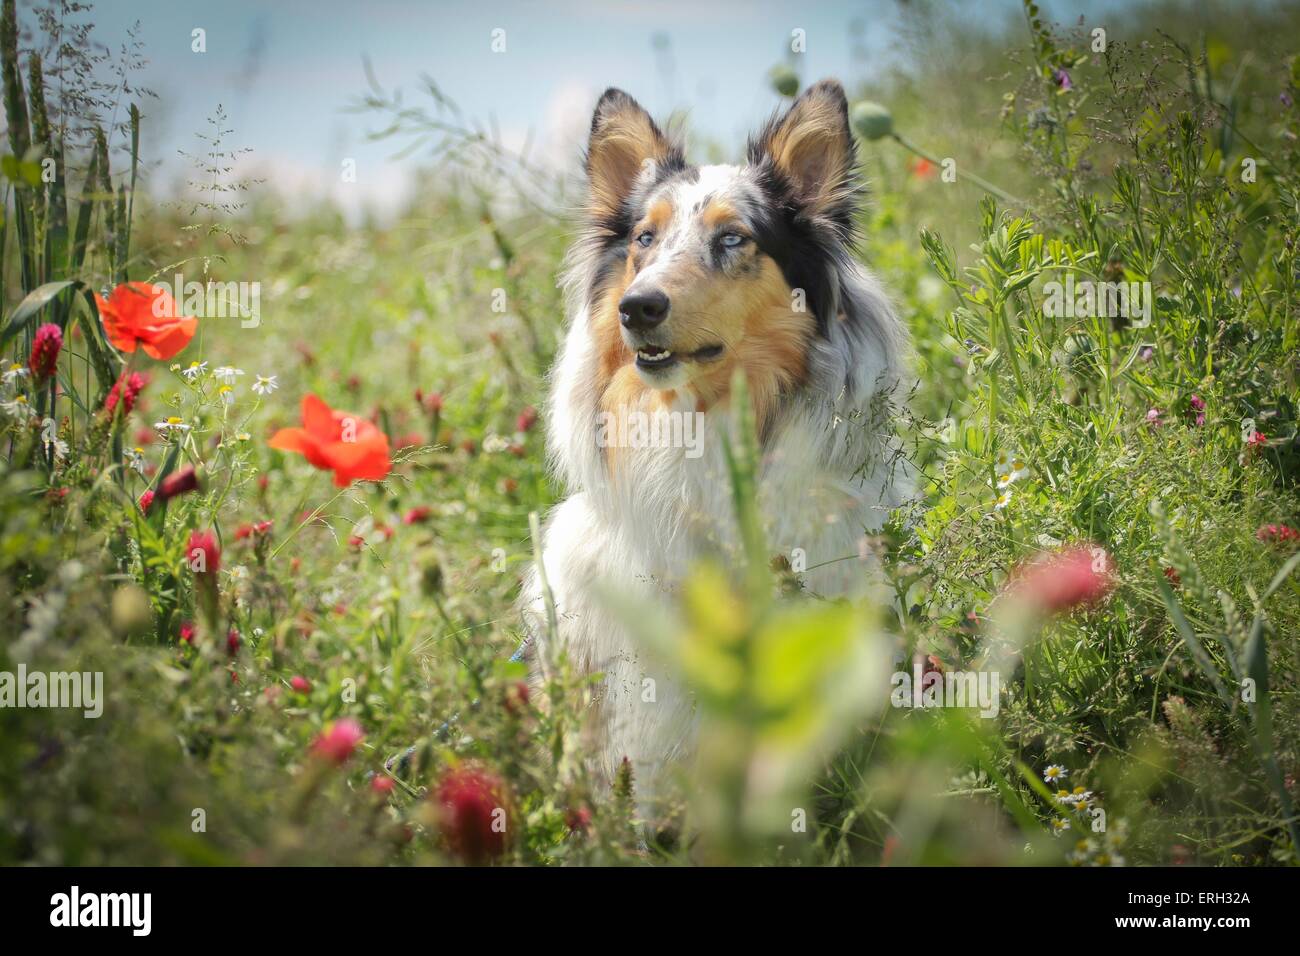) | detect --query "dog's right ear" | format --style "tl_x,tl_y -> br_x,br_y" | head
585,89 -> 679,226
